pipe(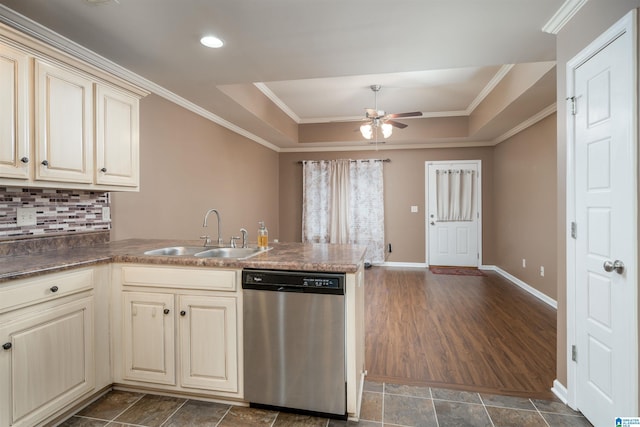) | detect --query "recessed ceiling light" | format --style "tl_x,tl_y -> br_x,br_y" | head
200,35 -> 224,49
